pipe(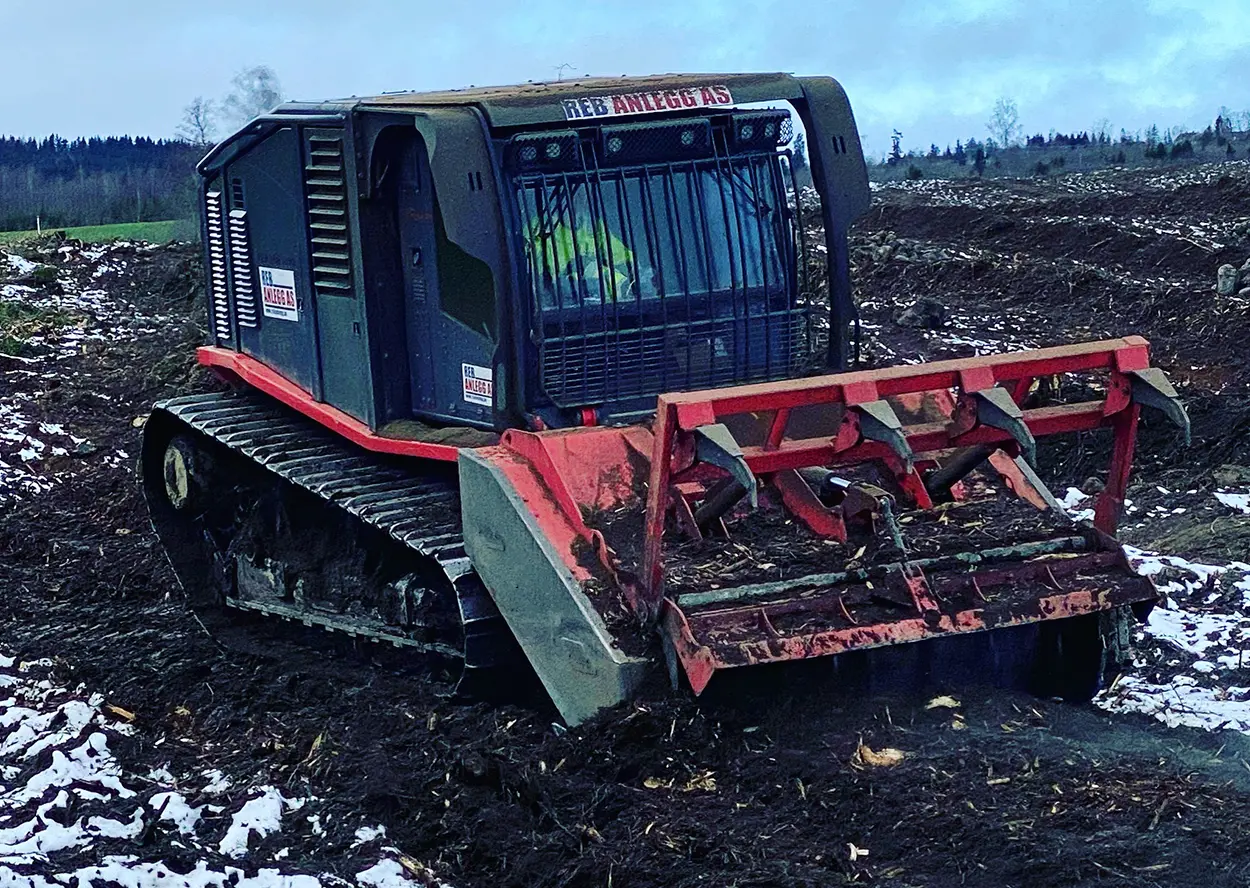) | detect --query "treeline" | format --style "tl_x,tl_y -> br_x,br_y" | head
877,126 -> 1250,182
0,135 -> 202,232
